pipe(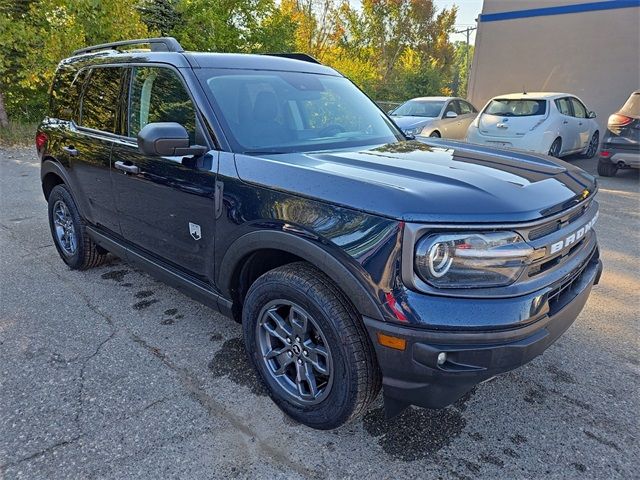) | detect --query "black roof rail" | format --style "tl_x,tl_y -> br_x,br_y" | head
263,53 -> 321,64
72,37 -> 184,56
